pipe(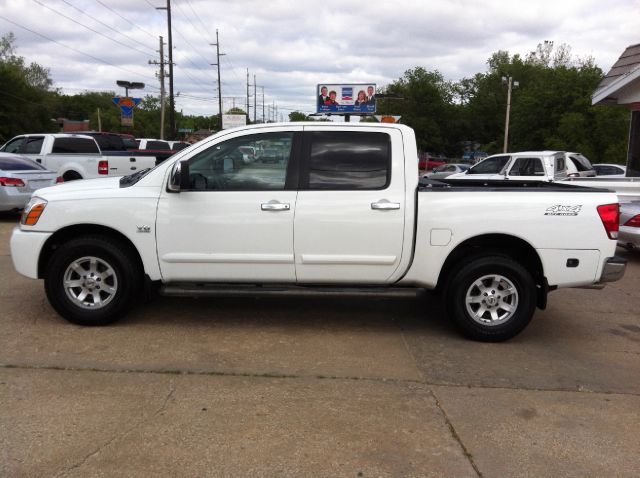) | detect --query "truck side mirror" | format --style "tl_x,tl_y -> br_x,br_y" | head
168,160 -> 190,192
